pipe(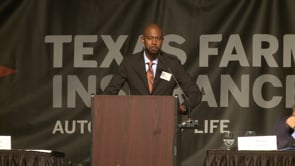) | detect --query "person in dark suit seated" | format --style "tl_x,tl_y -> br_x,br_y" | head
274,105 -> 295,150
103,23 -> 202,113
